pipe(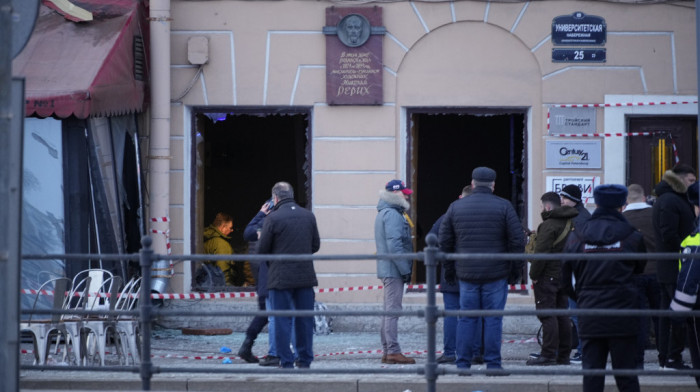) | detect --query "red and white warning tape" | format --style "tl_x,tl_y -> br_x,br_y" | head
550,100 -> 697,108
22,284 -> 533,300
546,99 -> 697,132
549,131 -> 659,138
150,216 -> 174,276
